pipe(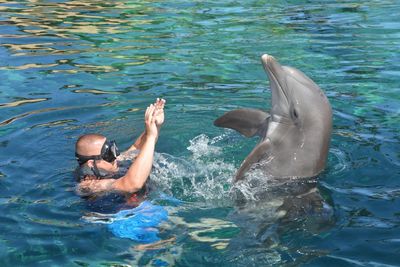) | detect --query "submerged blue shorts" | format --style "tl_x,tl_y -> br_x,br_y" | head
108,201 -> 168,243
